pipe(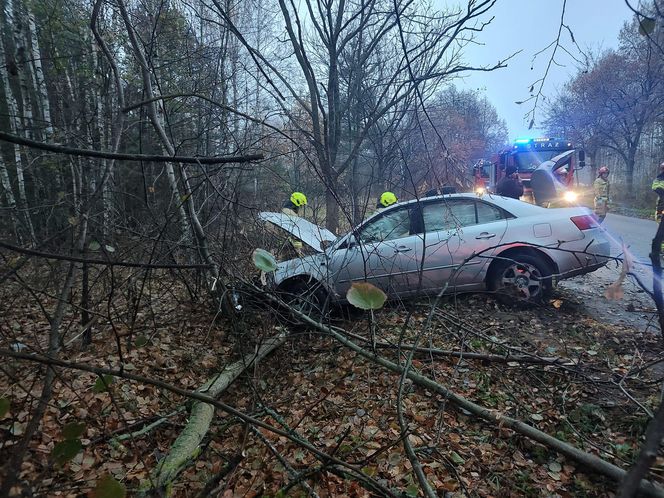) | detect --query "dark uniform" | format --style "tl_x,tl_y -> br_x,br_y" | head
496,166 -> 523,199
653,172 -> 664,222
